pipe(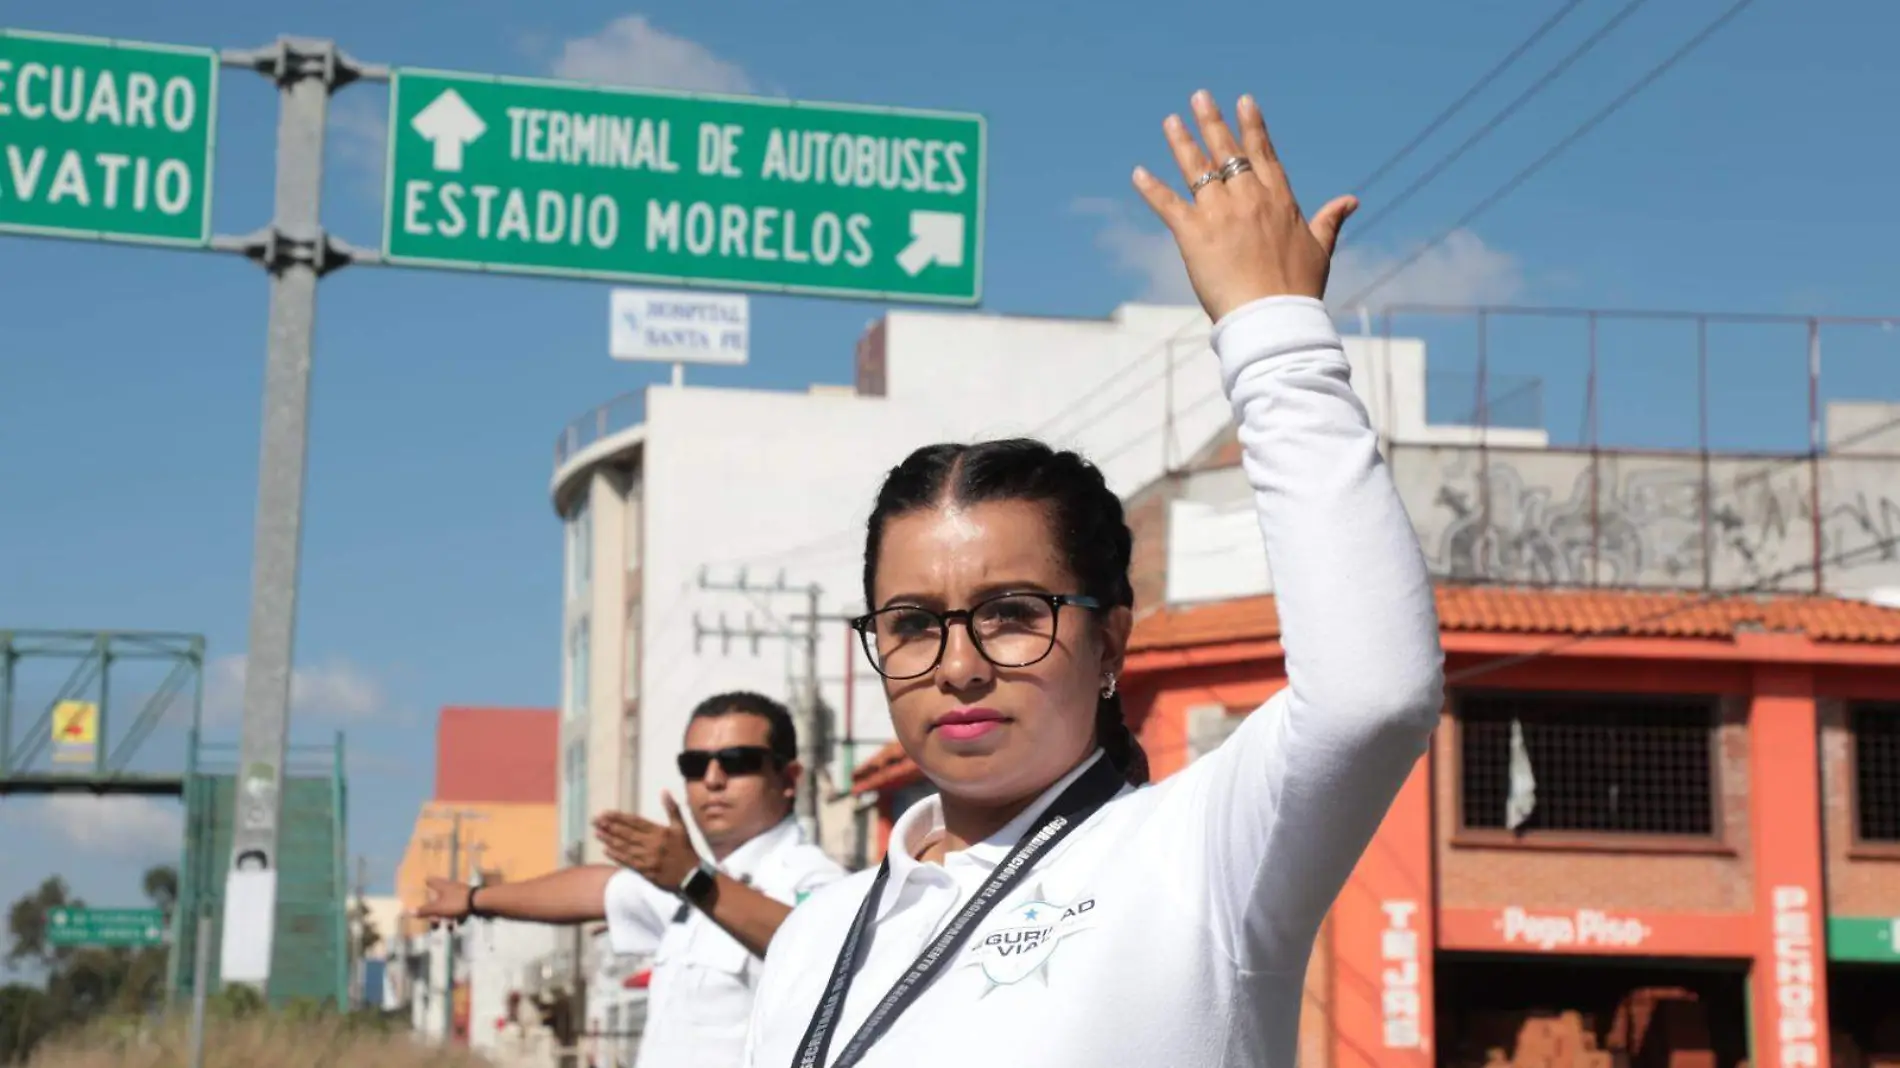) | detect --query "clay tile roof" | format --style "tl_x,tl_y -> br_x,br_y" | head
1128,585 -> 1900,652
851,741 -> 919,794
